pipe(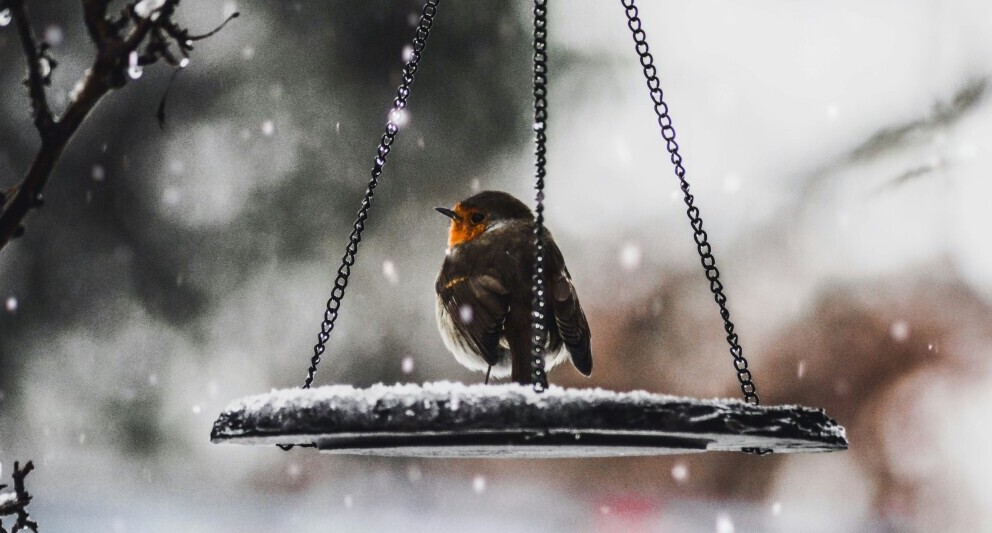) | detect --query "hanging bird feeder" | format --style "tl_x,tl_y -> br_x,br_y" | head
211,0 -> 848,457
